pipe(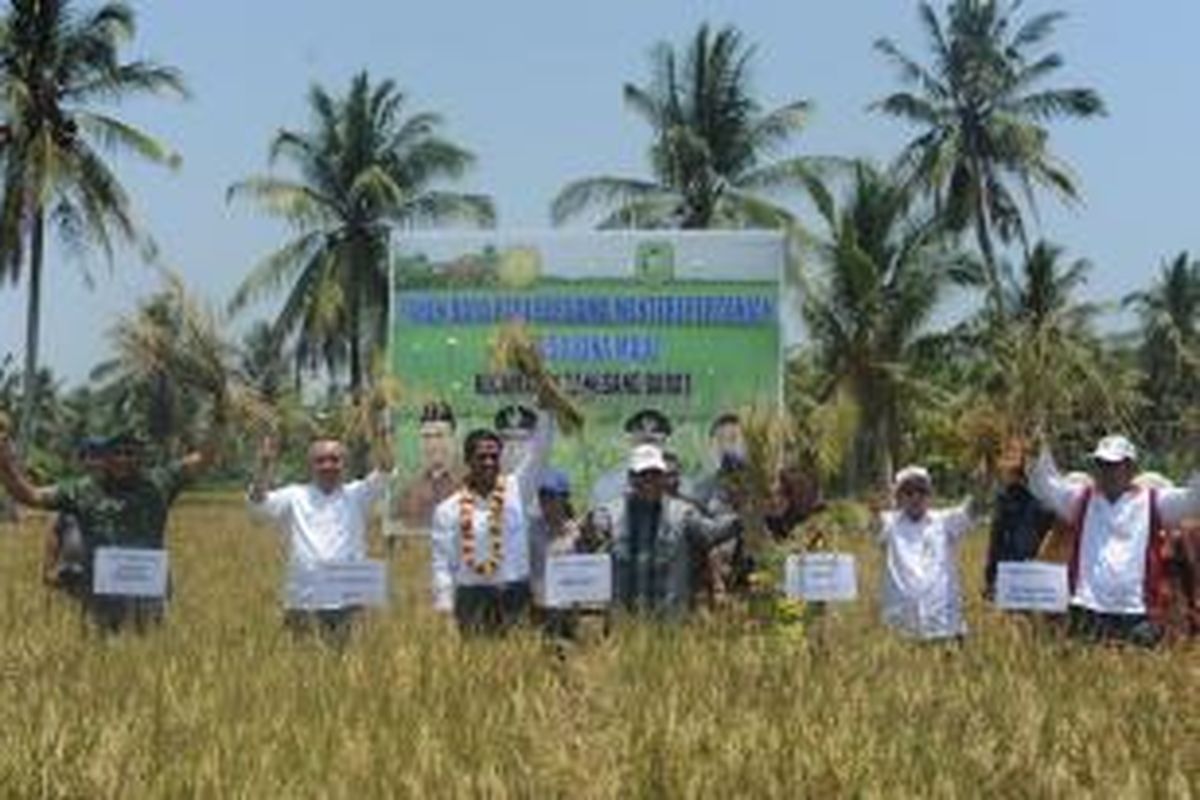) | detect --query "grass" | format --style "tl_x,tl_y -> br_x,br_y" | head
0,495 -> 1196,797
